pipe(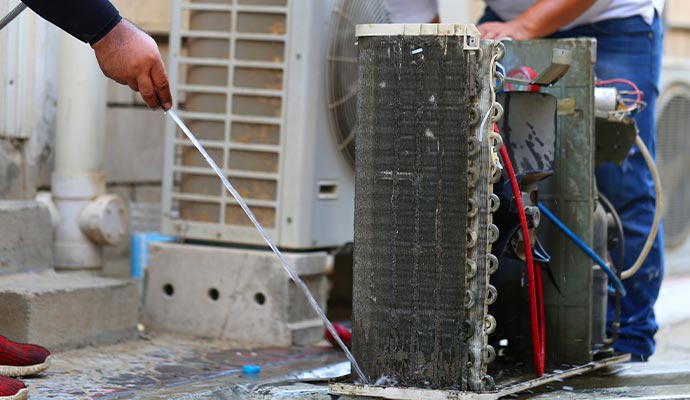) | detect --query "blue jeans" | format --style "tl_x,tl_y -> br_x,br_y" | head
479,8 -> 664,358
